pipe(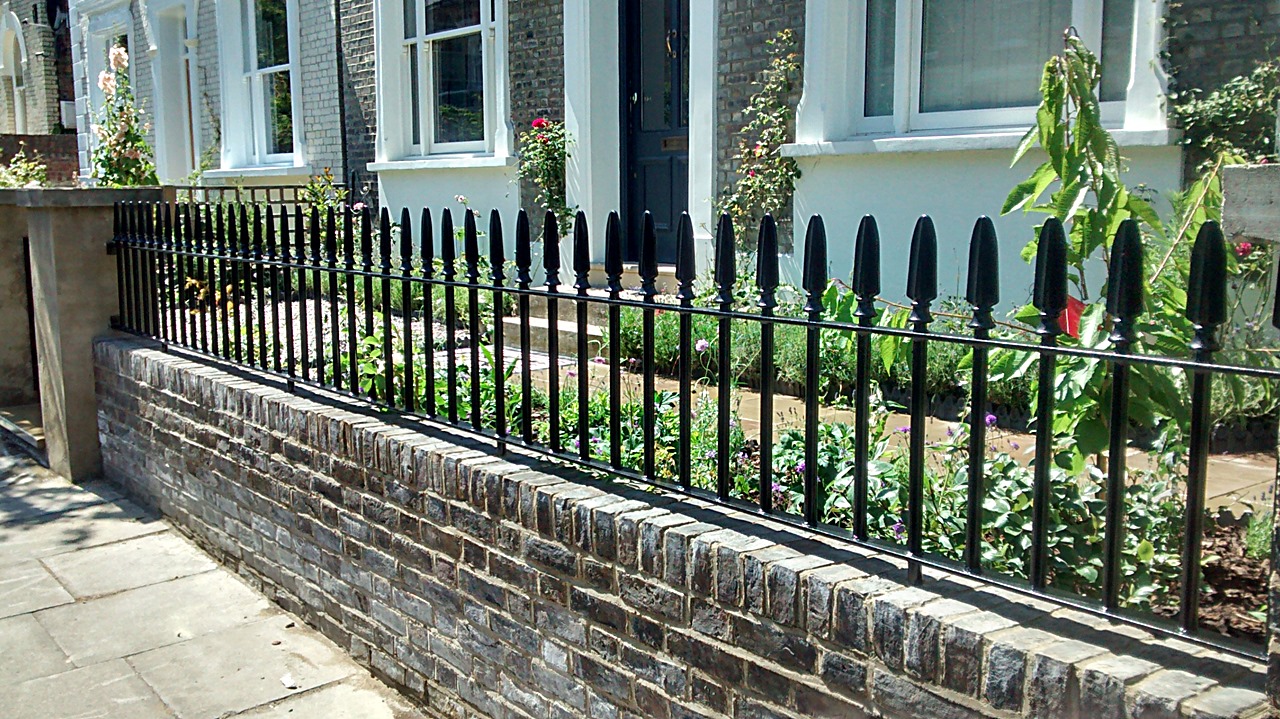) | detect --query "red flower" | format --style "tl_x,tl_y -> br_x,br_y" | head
1235,241 -> 1255,259
532,118 -> 549,129
1058,295 -> 1085,339
536,134 -> 547,142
